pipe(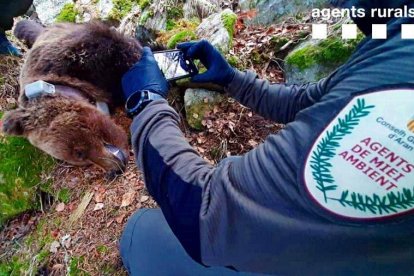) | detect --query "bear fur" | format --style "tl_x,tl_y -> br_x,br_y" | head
2,20 -> 143,173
